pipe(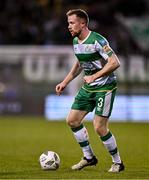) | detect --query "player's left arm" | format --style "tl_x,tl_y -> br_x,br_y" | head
92,53 -> 120,80
84,43 -> 120,83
